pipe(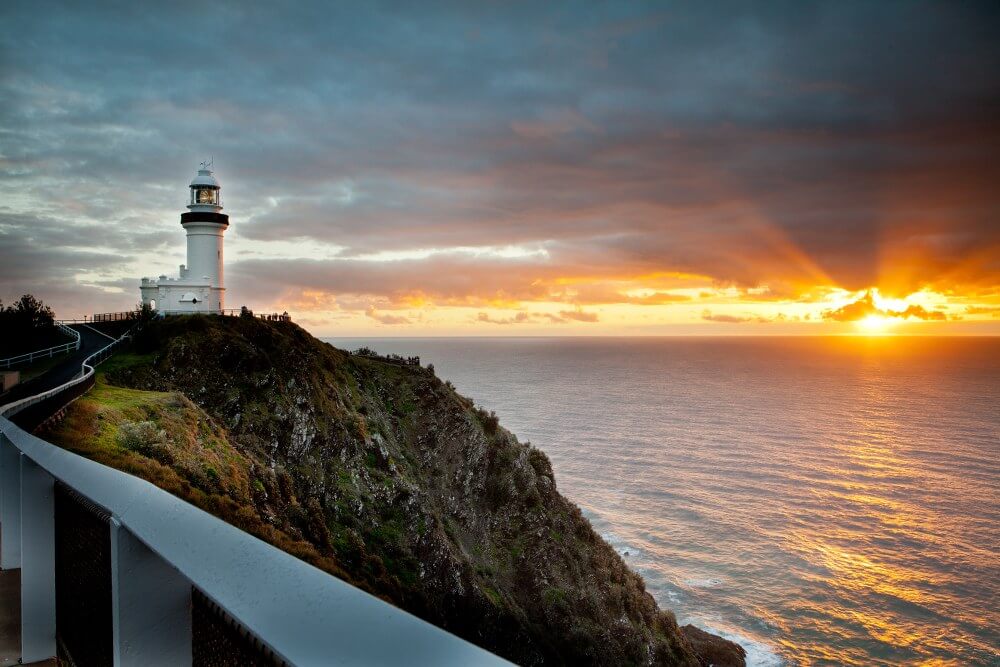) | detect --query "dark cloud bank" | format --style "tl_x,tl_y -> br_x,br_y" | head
1,1 -> 998,315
